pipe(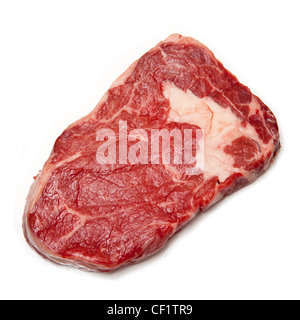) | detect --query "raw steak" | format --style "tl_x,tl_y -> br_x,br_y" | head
23,34 -> 280,272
